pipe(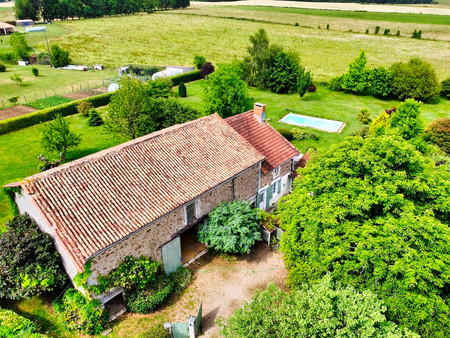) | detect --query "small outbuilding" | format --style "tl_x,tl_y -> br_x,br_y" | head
16,19 -> 34,27
0,21 -> 14,35
152,66 -> 195,81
